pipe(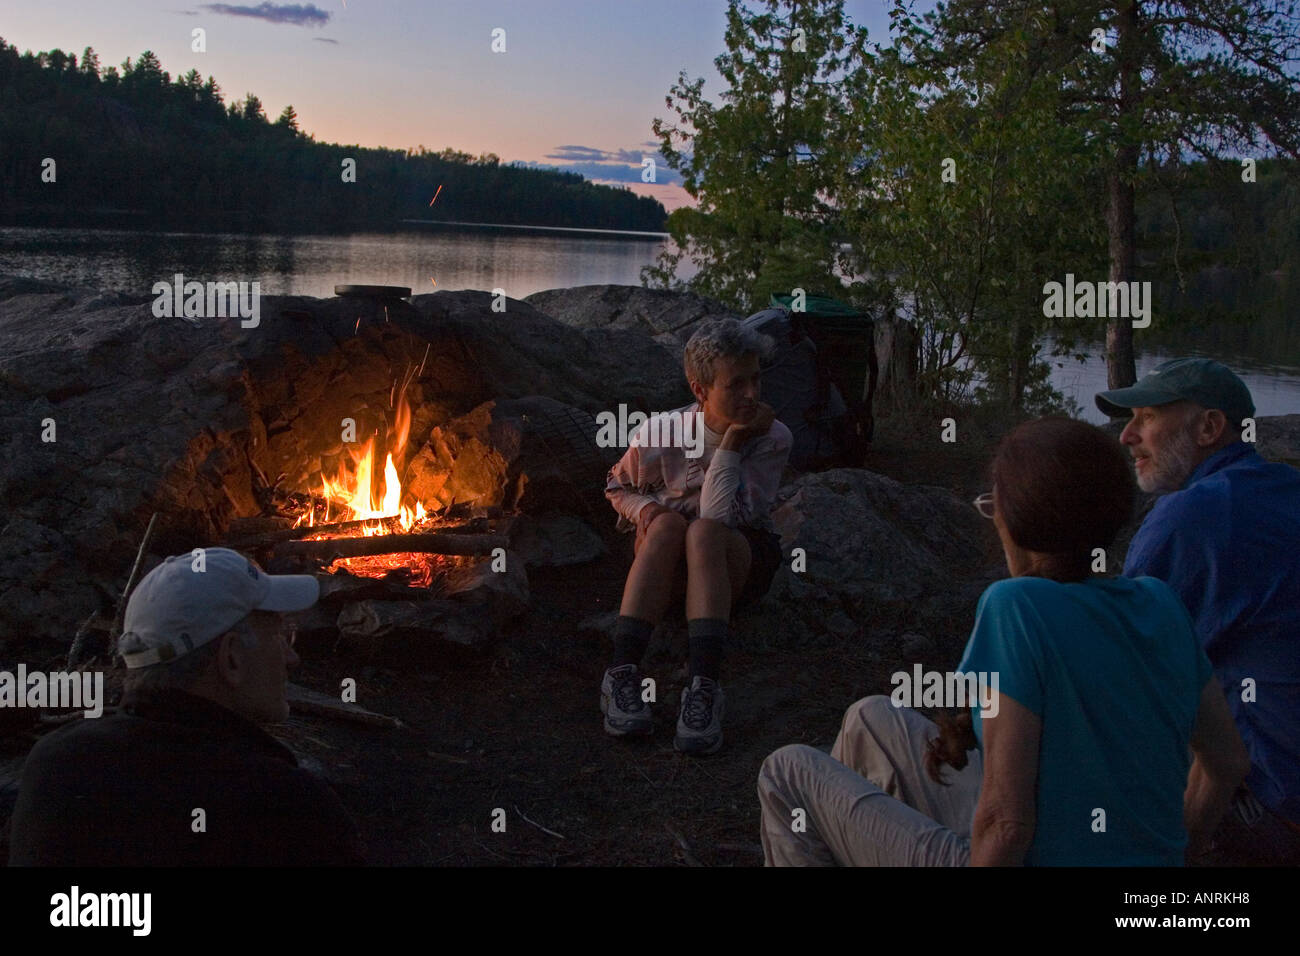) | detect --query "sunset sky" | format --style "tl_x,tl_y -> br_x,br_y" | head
2,1 -> 927,213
